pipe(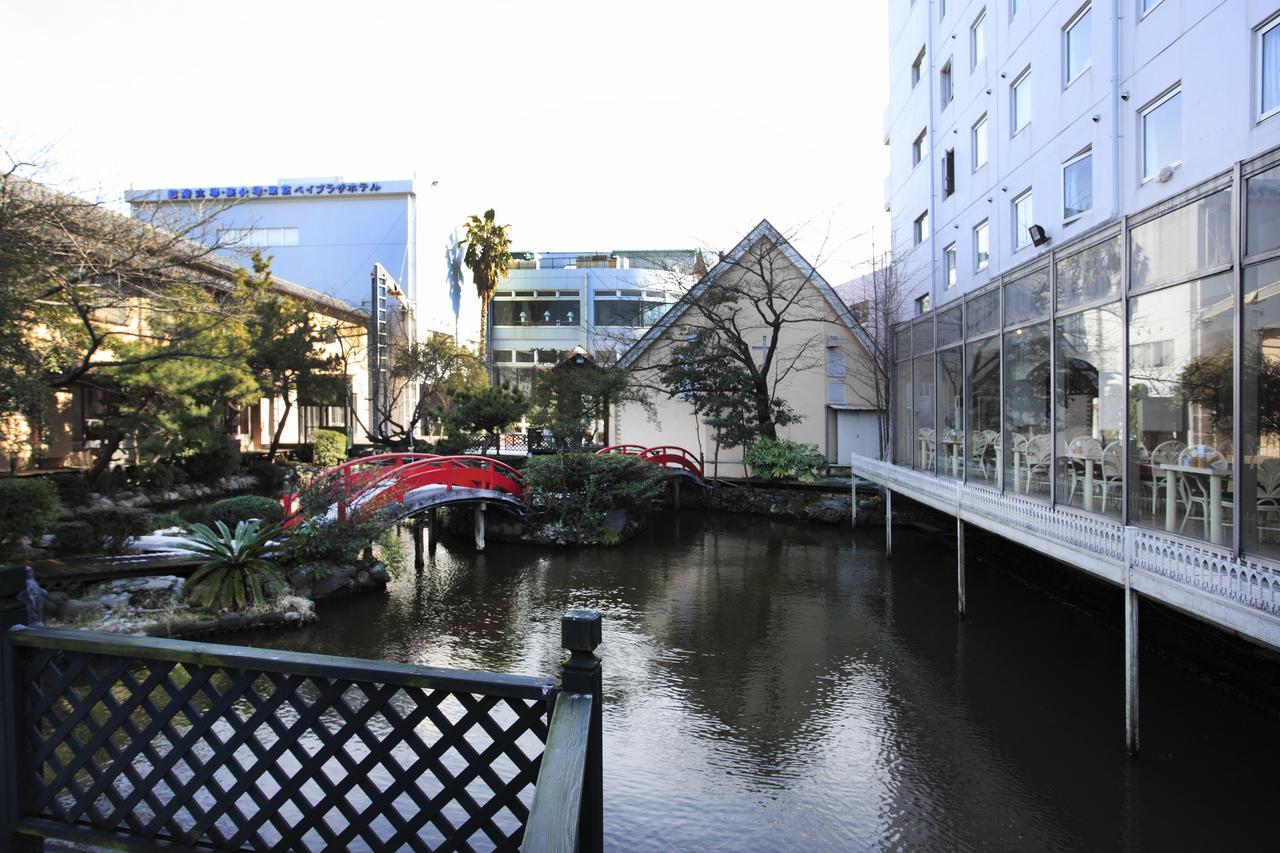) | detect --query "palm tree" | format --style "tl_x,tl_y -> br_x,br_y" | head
461,209 -> 512,360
